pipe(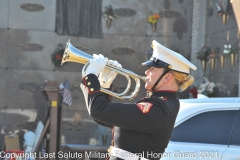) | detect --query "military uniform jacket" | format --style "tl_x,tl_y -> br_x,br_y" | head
80,74 -> 180,160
